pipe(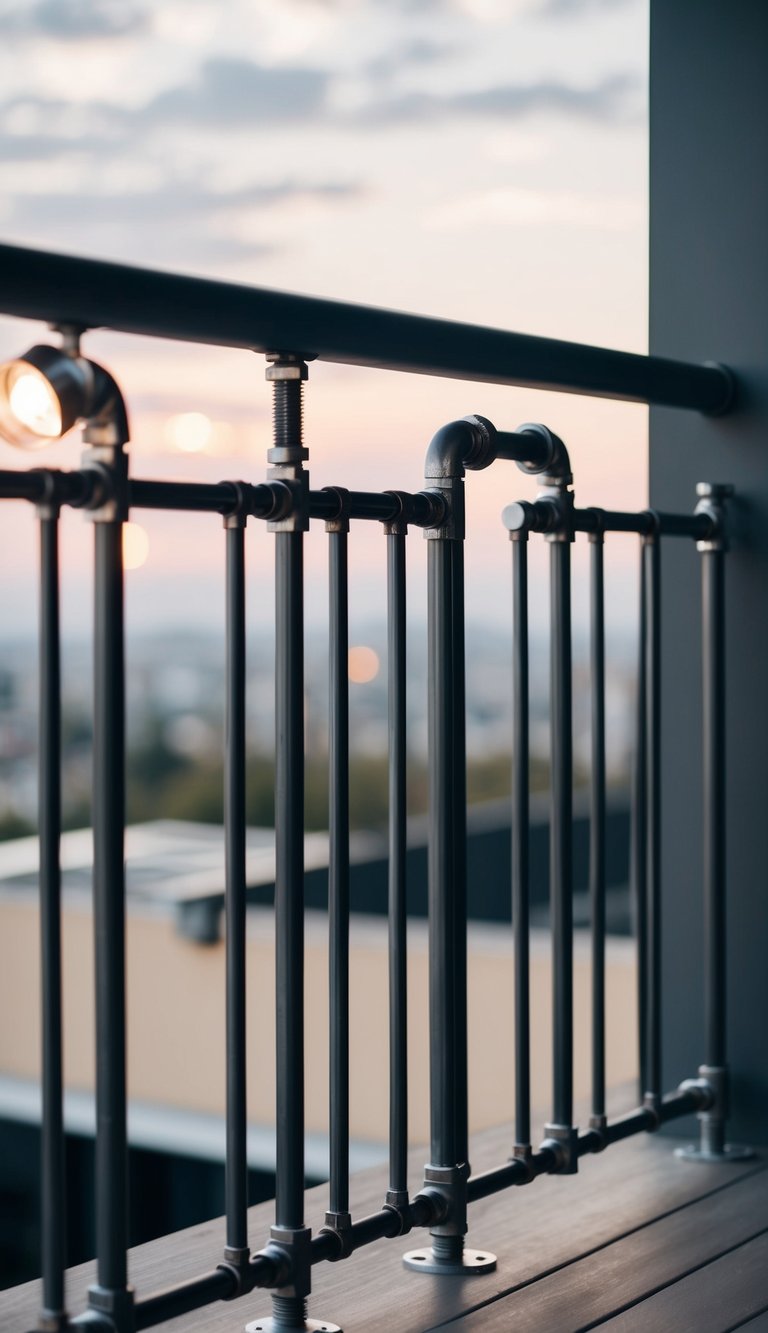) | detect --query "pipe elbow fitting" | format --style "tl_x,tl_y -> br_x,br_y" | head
515,422 -> 572,489
424,415 -> 496,481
